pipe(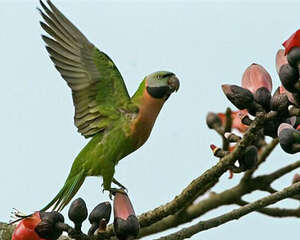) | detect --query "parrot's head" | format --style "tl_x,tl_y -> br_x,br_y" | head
145,71 -> 180,100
